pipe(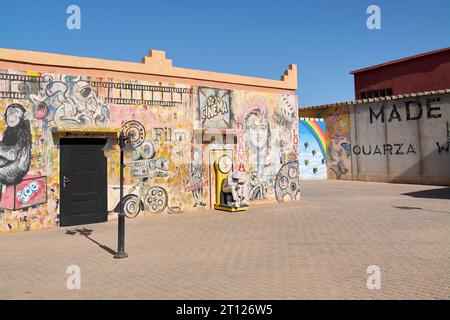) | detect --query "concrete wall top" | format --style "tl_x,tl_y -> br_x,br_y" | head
0,48 -> 297,93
